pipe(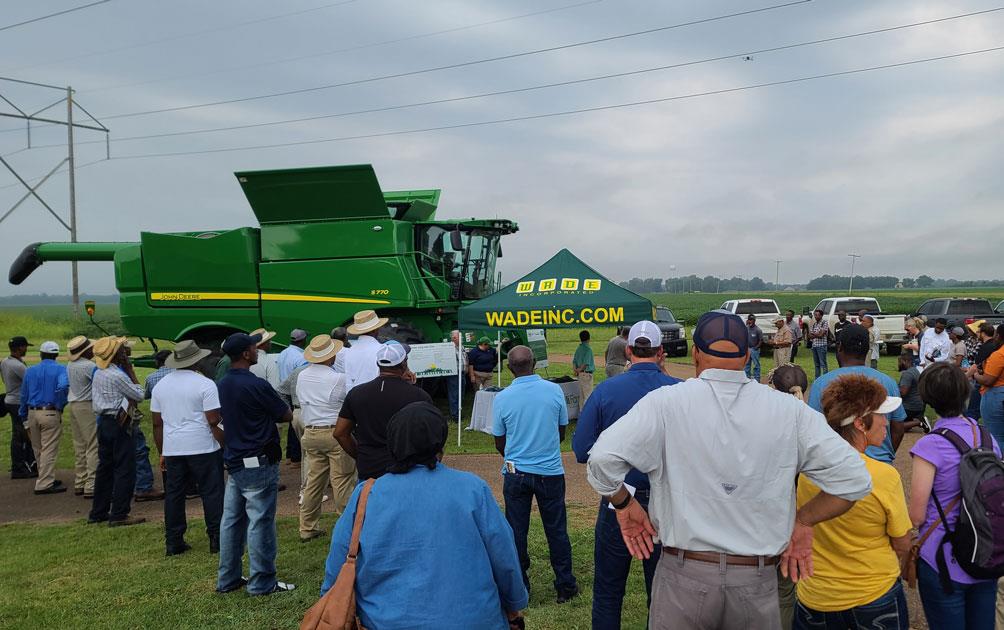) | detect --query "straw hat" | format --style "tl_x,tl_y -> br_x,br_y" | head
165,340 -> 212,369
93,336 -> 127,369
67,336 -> 93,360
347,310 -> 388,335
968,319 -> 986,335
304,334 -> 343,364
249,328 -> 276,346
